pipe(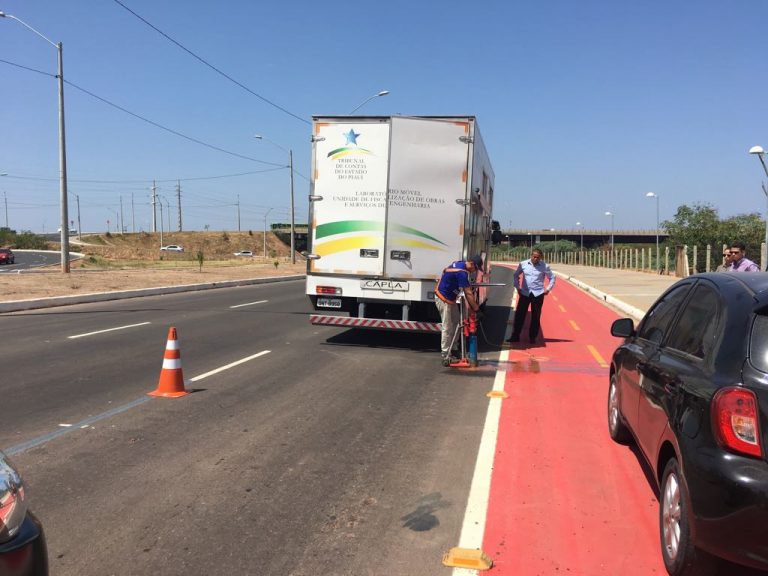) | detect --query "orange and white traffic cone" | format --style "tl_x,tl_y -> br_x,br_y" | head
148,327 -> 188,398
